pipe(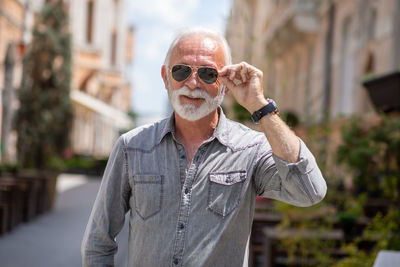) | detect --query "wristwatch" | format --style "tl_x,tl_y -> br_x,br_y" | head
250,98 -> 279,123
